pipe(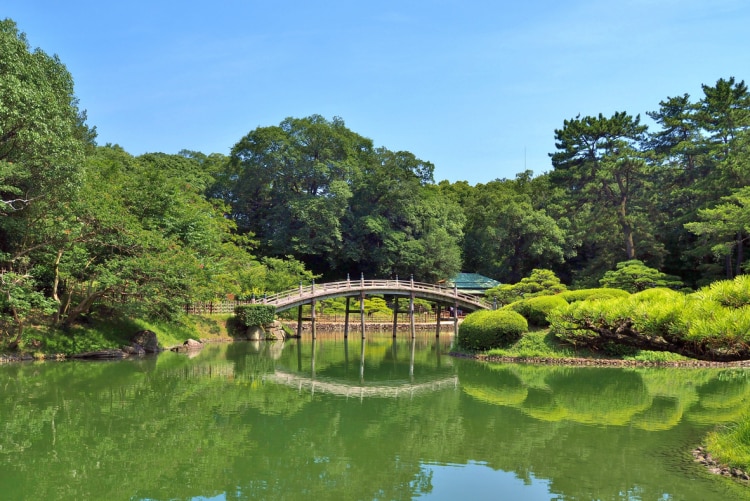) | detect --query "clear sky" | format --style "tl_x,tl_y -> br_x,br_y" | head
5,1 -> 749,185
